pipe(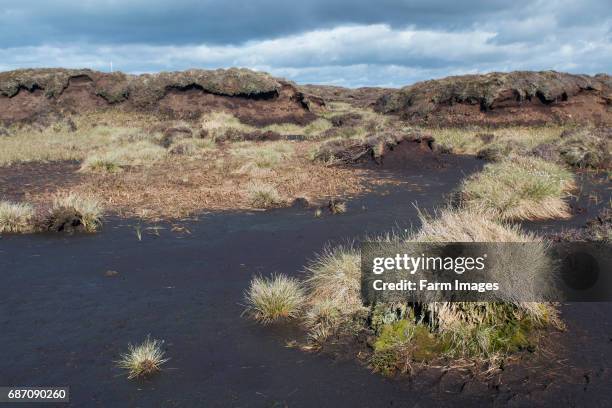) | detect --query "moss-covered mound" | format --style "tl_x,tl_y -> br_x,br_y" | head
375,71 -> 612,126
0,68 -> 316,125
0,68 -> 281,100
